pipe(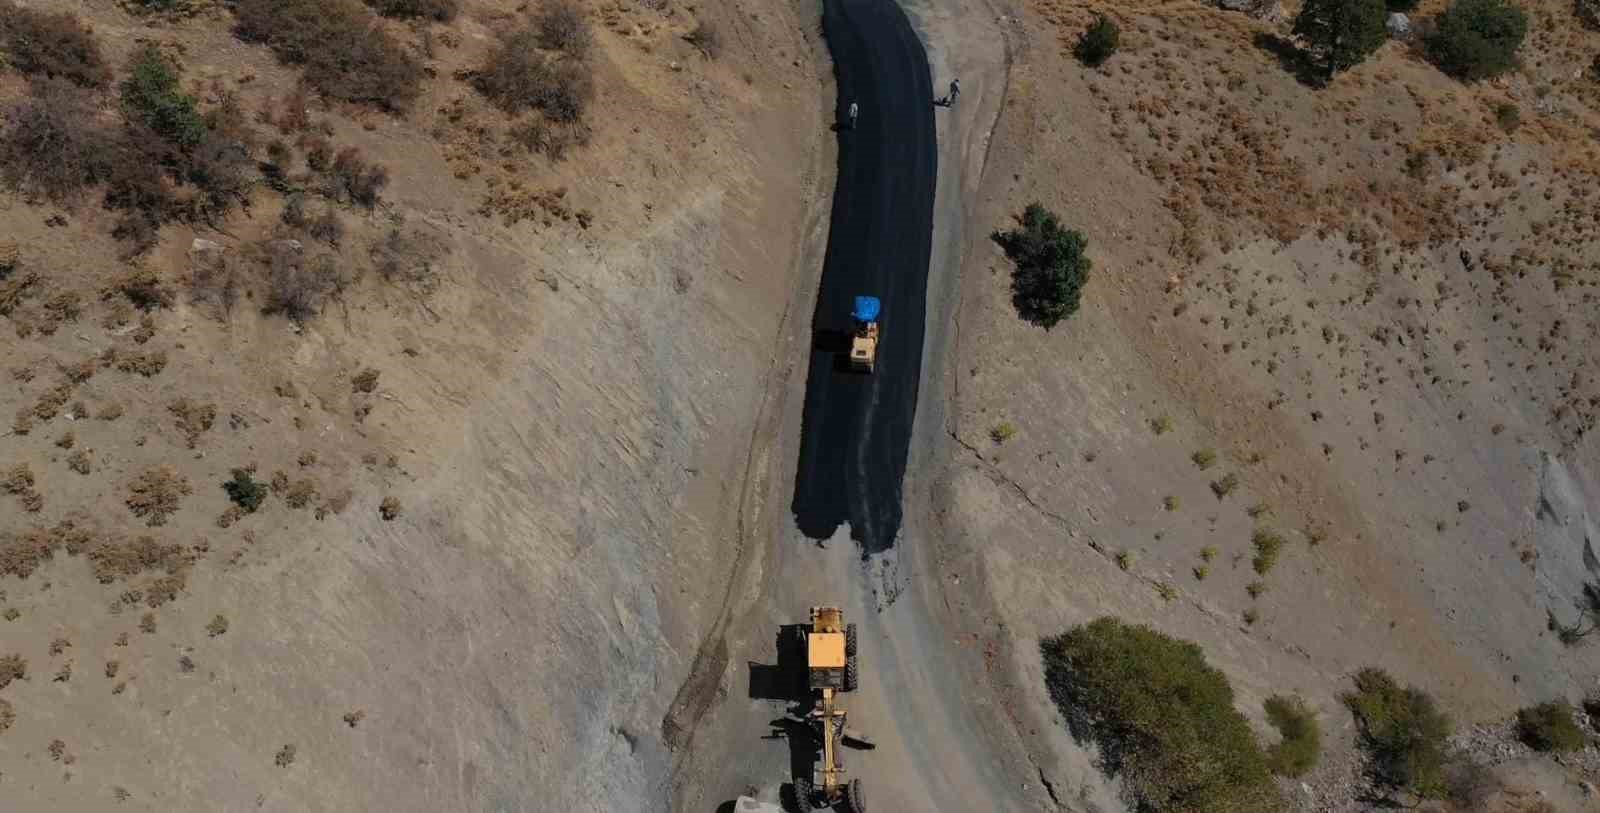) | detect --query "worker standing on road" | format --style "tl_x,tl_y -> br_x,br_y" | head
848,101 -> 858,130
948,78 -> 960,102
